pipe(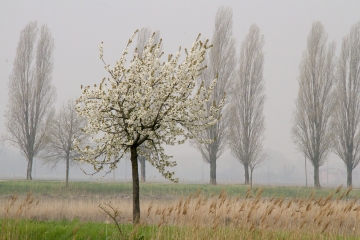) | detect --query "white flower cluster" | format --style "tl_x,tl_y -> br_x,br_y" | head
74,31 -> 224,181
